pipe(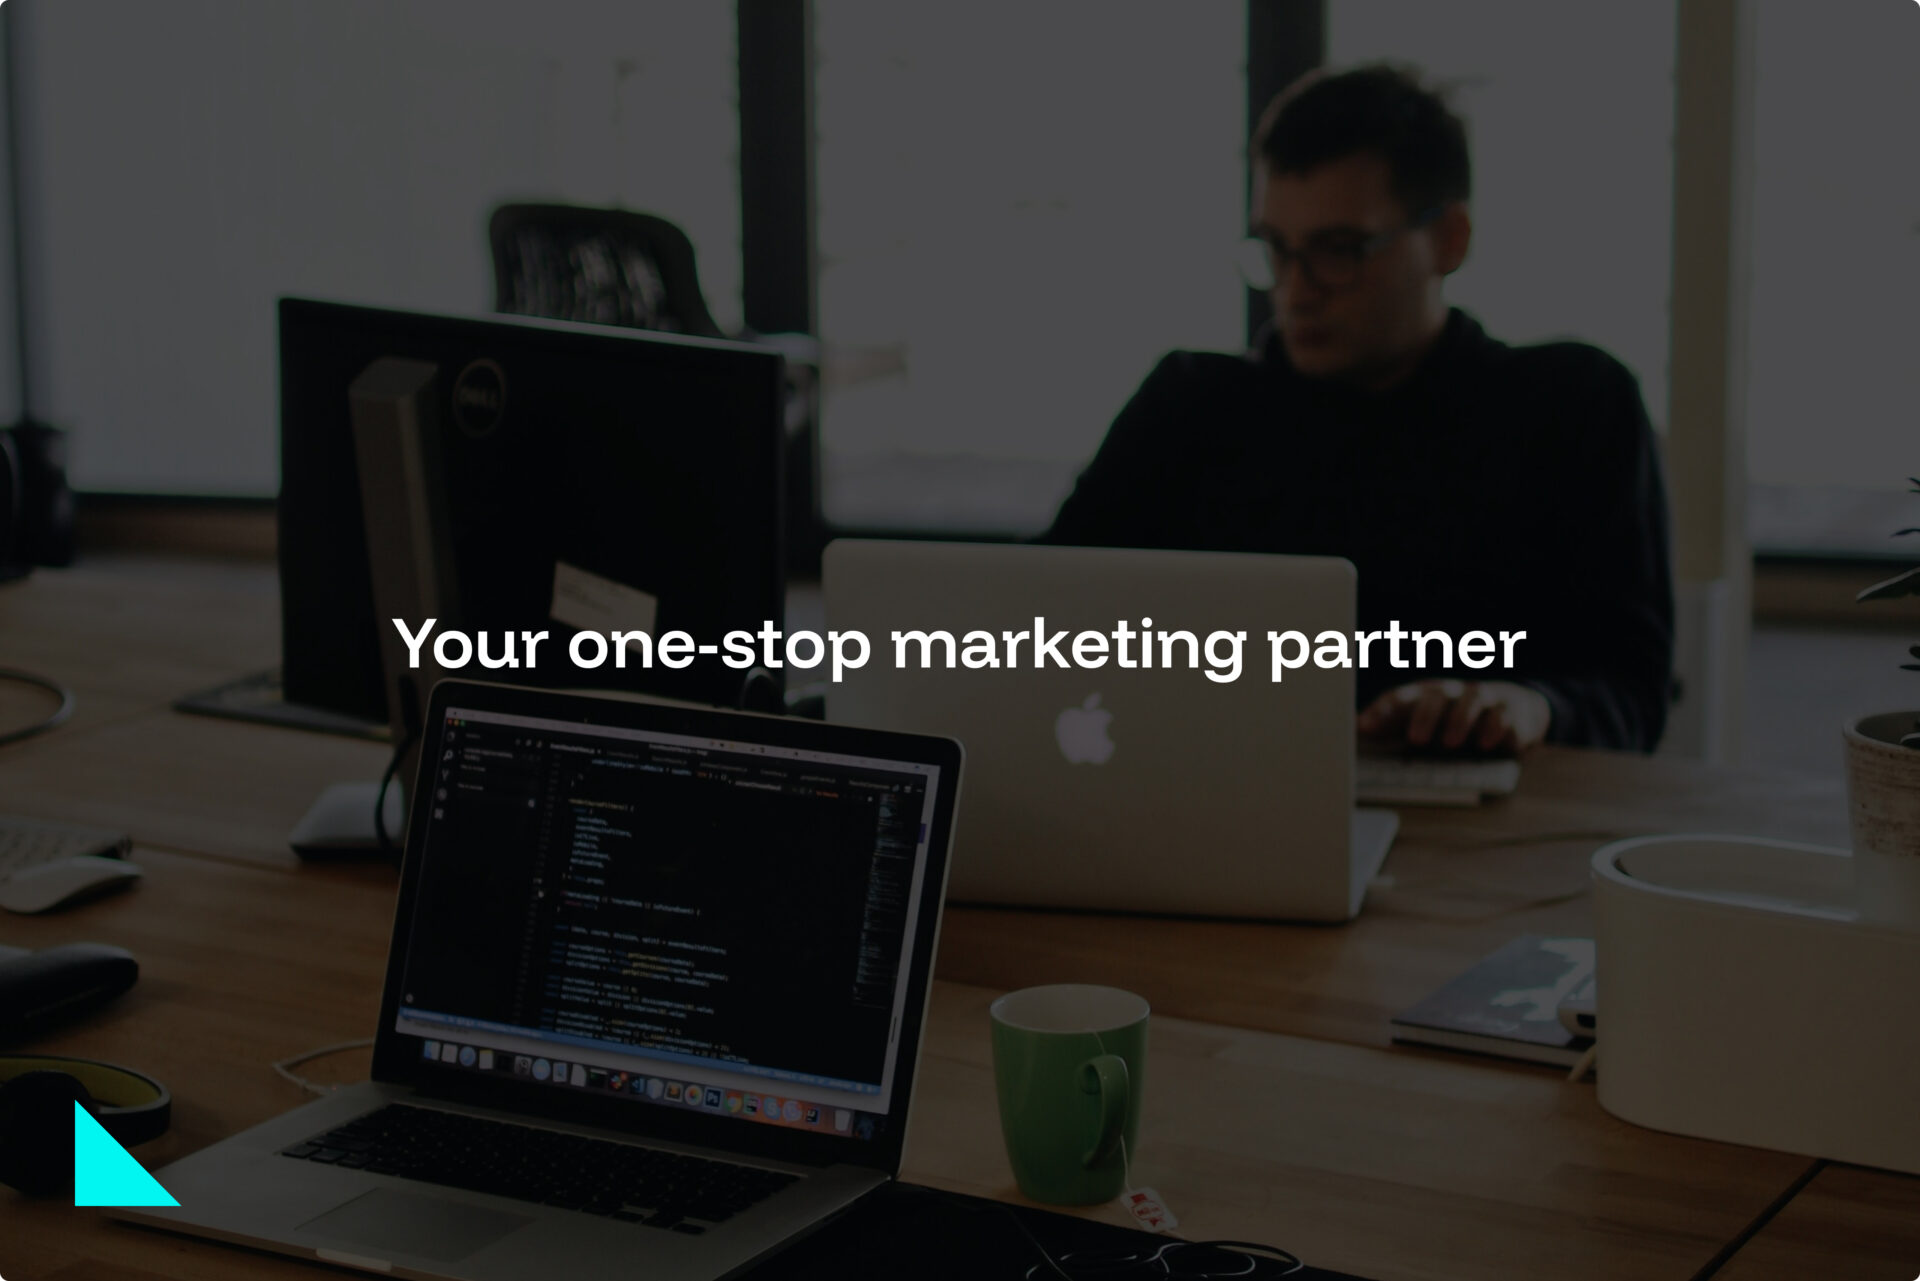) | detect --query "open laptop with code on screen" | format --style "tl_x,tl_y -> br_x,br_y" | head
123,680 -> 963,1281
